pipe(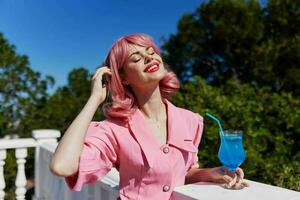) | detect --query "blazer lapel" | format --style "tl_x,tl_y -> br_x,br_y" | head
128,99 -> 198,168
128,108 -> 160,168
165,99 -> 198,153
